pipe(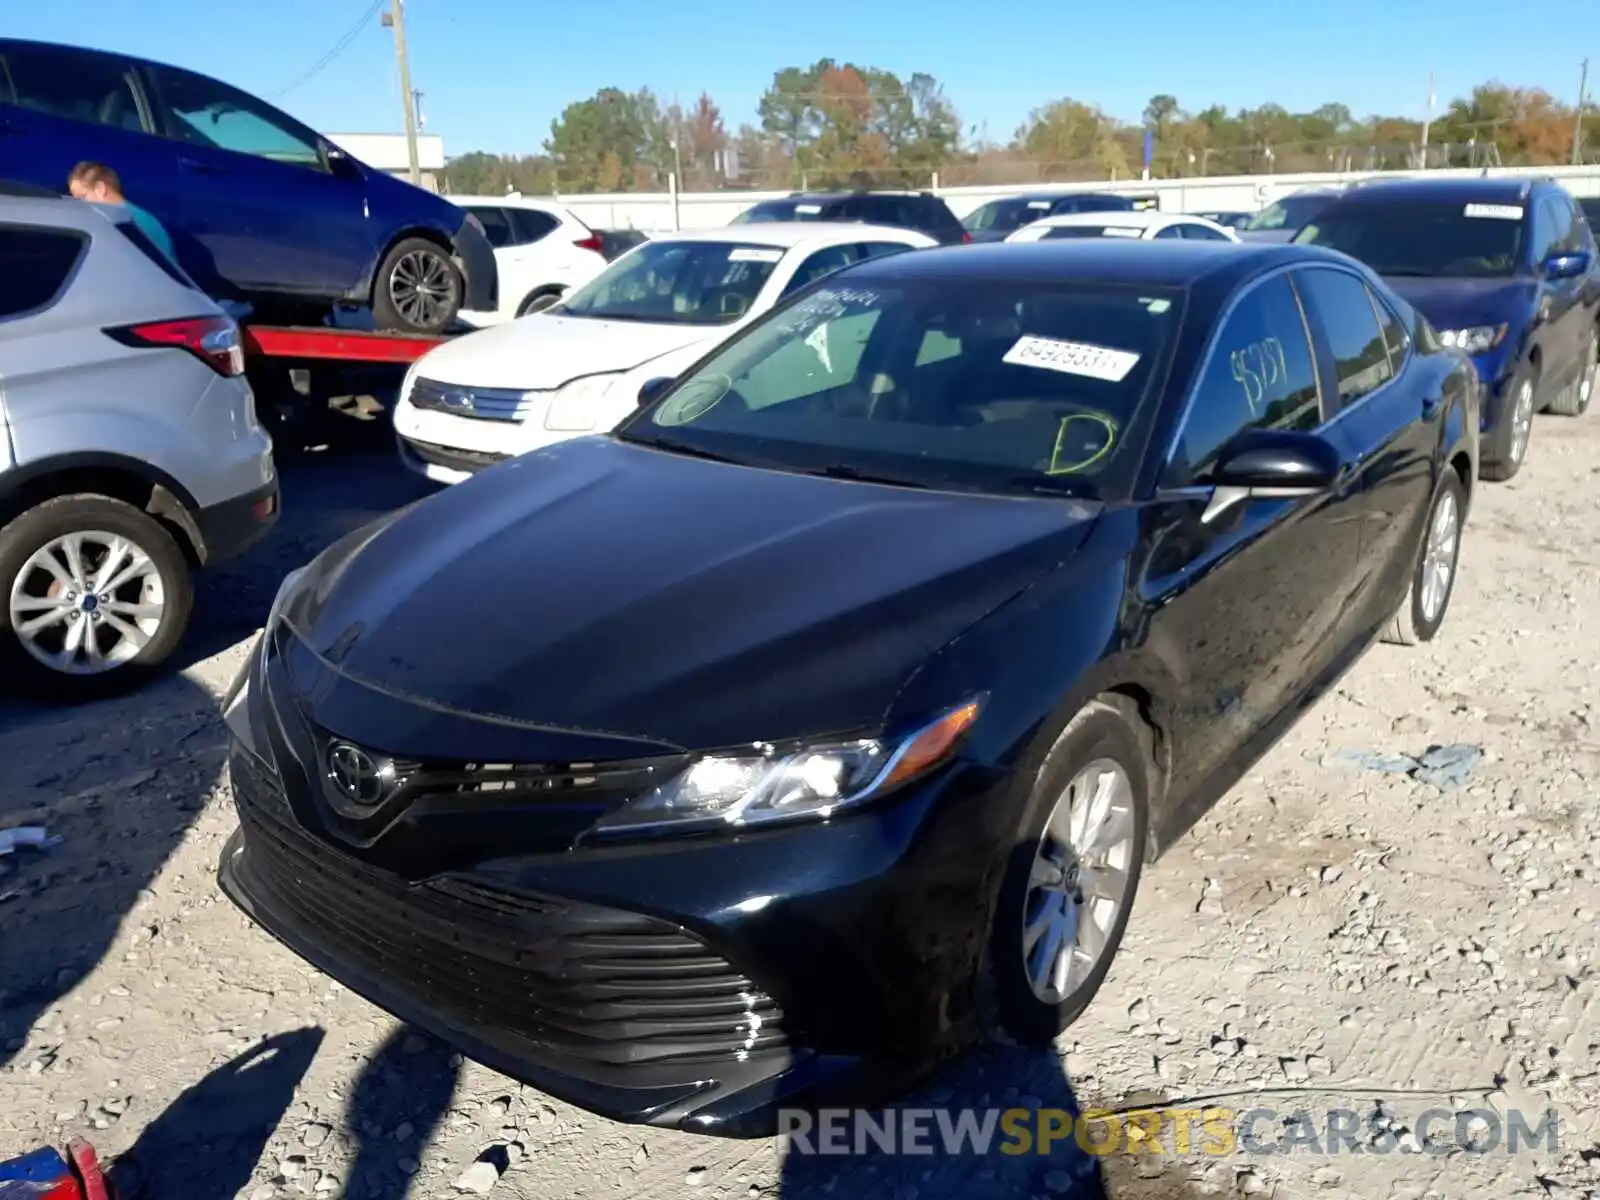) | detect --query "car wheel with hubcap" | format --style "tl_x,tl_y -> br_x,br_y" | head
984,697 -> 1151,1045
1544,330 -> 1596,418
515,288 -> 563,318
0,495 -> 194,701
1482,367 -> 1536,481
372,237 -> 464,335
1382,469 -> 1466,647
